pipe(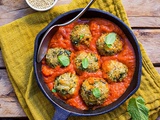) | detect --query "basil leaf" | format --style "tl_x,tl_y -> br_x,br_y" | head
105,32 -> 117,47
58,55 -> 70,67
127,96 -> 149,120
107,44 -> 112,48
92,88 -> 101,98
79,34 -> 84,40
52,89 -> 56,93
82,58 -> 89,69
